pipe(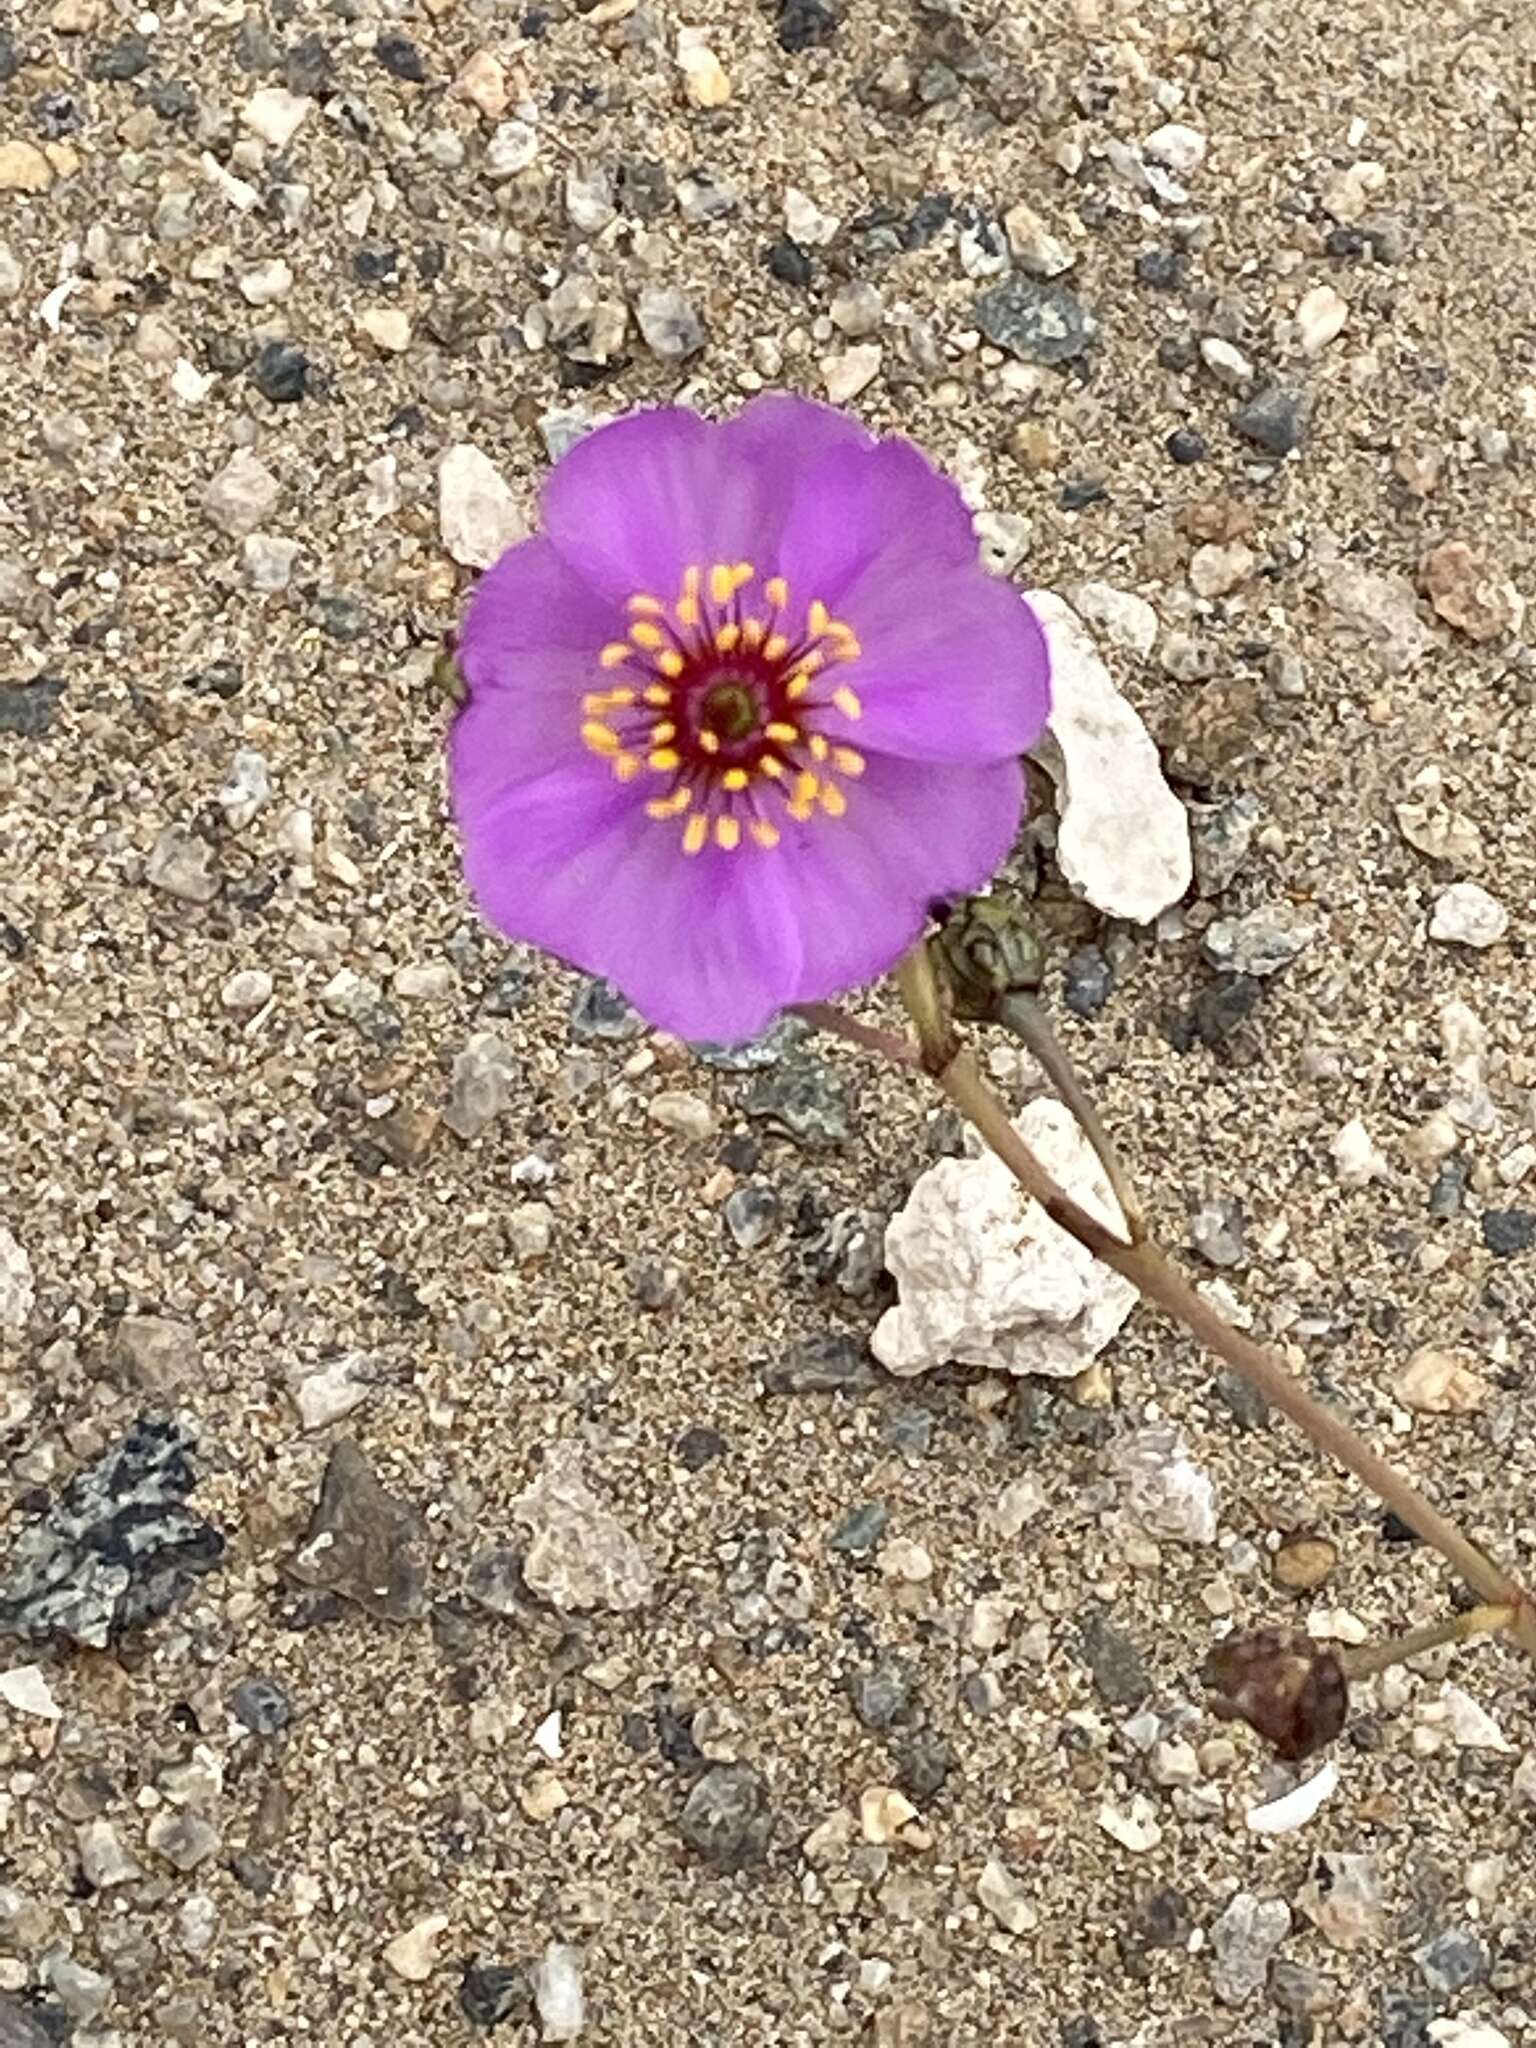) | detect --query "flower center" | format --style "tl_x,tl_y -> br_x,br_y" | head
579,562 -> 866,856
